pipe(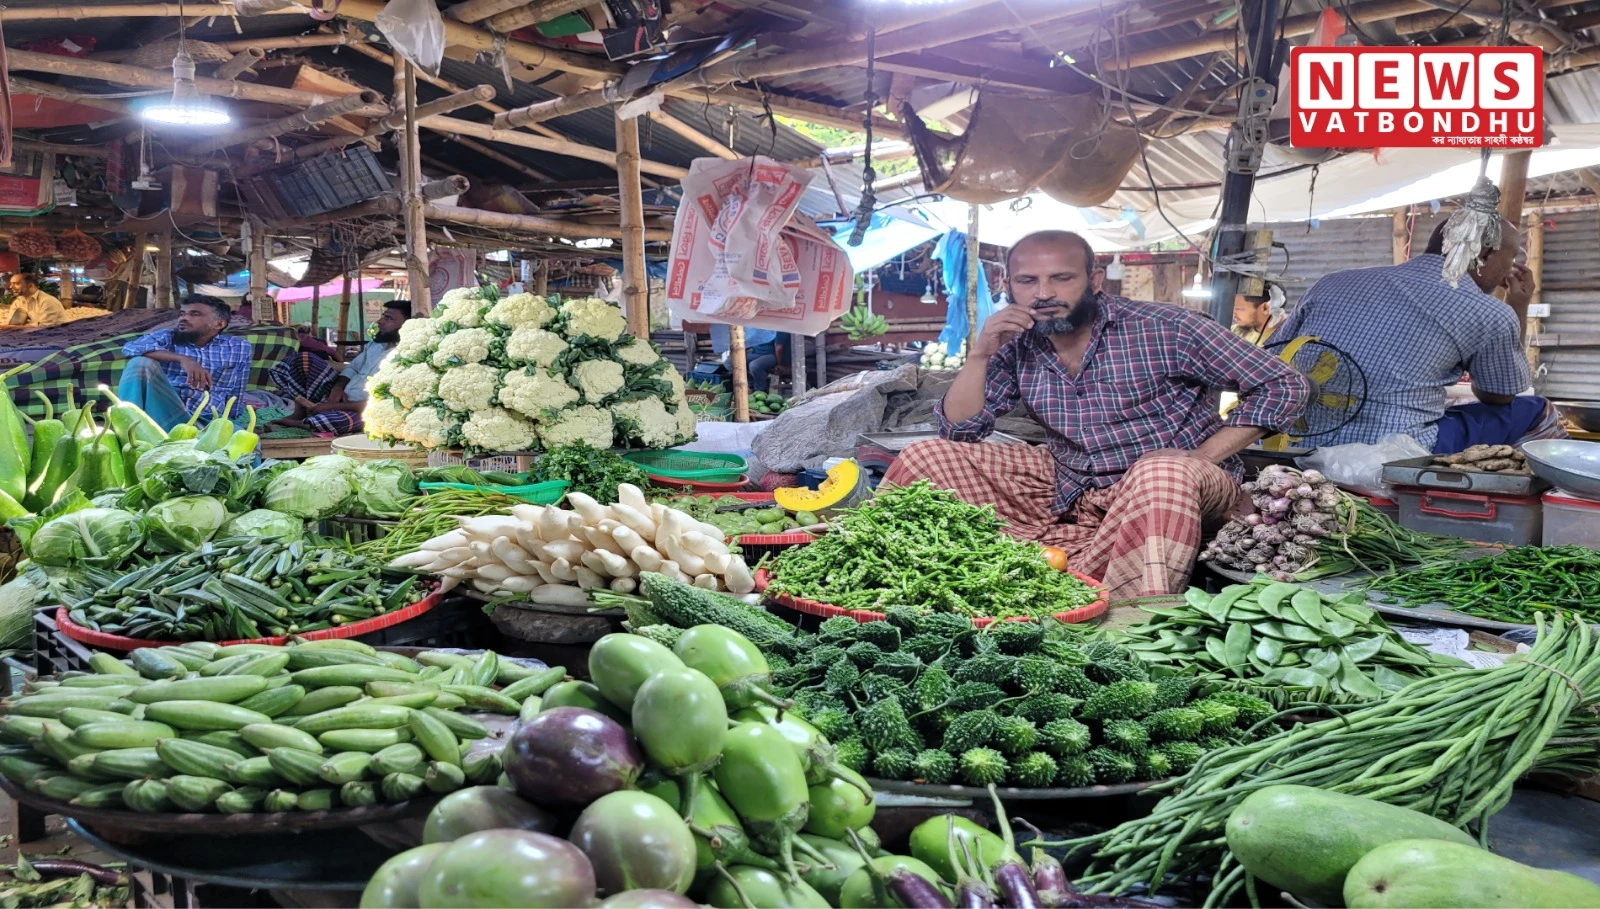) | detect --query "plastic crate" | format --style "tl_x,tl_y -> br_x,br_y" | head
1542,488 -> 1600,549
33,607 -> 96,677
301,147 -> 390,212
1395,485 -> 1543,546
427,450 -> 537,473
622,450 -> 747,481
317,515 -> 396,546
